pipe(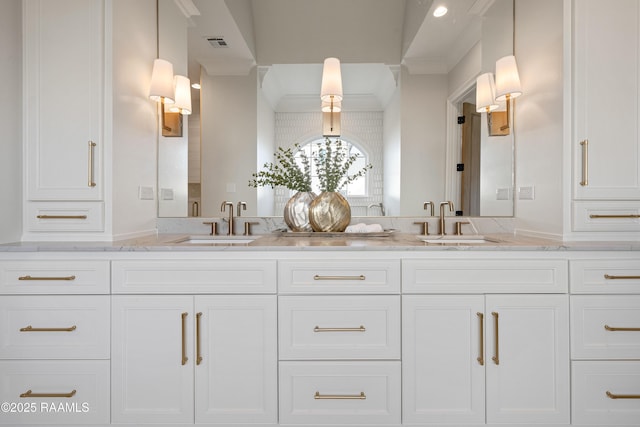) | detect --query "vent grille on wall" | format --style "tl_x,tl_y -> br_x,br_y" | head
207,37 -> 228,48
